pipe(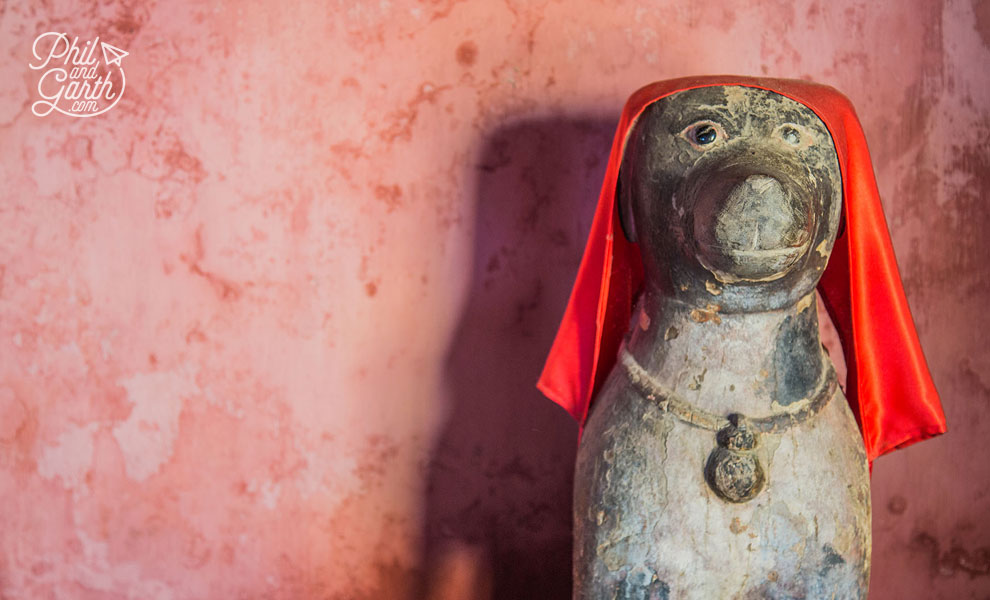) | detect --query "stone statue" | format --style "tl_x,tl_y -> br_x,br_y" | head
537,78 -> 946,600
574,85 -> 869,599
